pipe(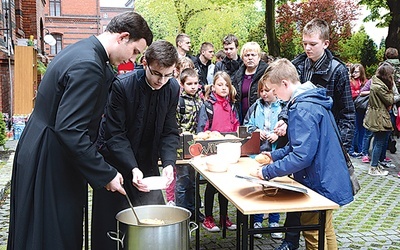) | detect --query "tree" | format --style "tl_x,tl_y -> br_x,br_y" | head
265,0 -> 280,57
0,113 -> 7,150
135,0 -> 263,54
338,26 -> 369,63
277,0 -> 359,58
358,0 -> 400,54
360,36 -> 378,68
173,0 -> 217,33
